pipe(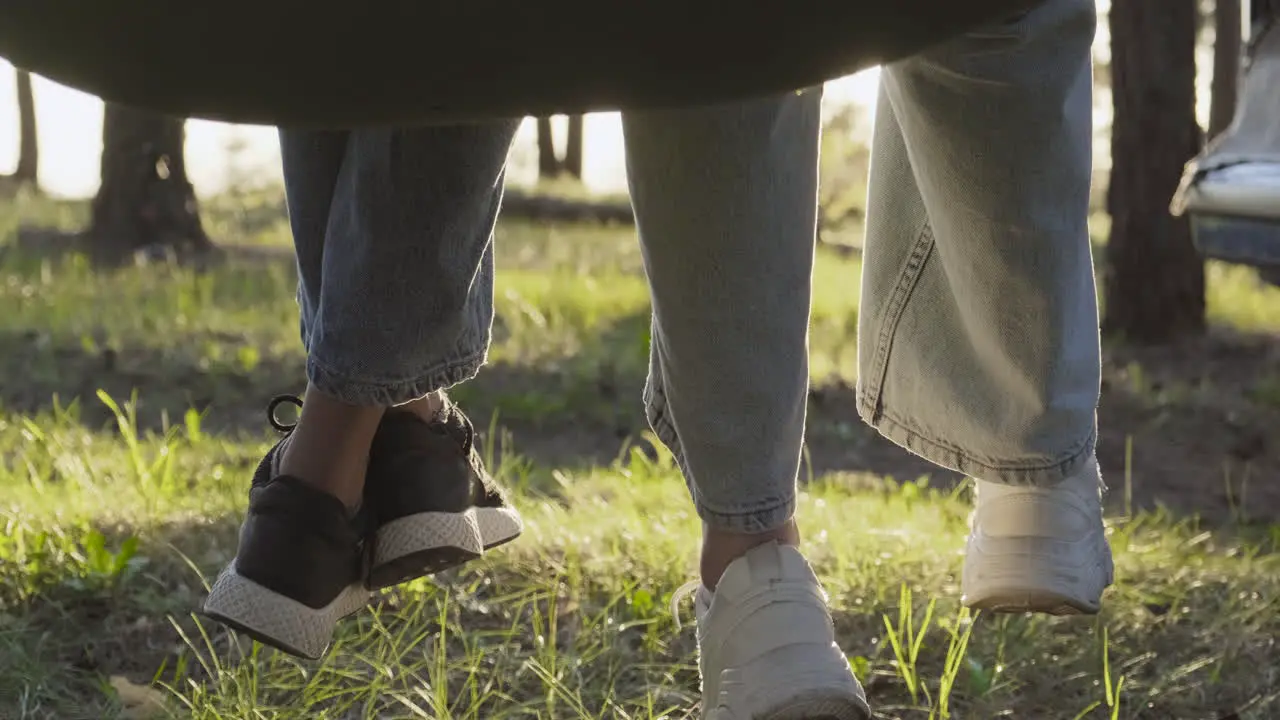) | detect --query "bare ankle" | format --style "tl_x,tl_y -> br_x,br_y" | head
700,519 -> 801,591
278,385 -> 385,508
